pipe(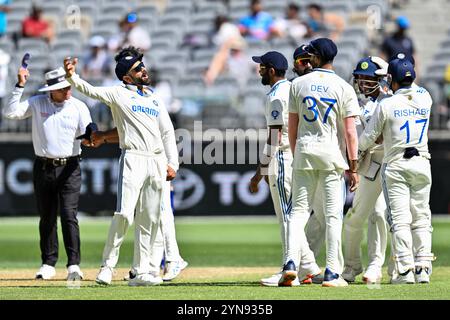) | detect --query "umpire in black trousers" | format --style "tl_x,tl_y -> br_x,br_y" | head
3,66 -> 92,280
